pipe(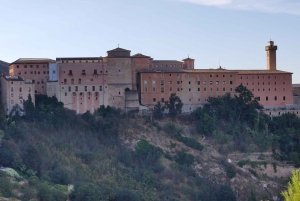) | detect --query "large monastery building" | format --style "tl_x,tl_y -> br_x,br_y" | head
1,41 -> 293,115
